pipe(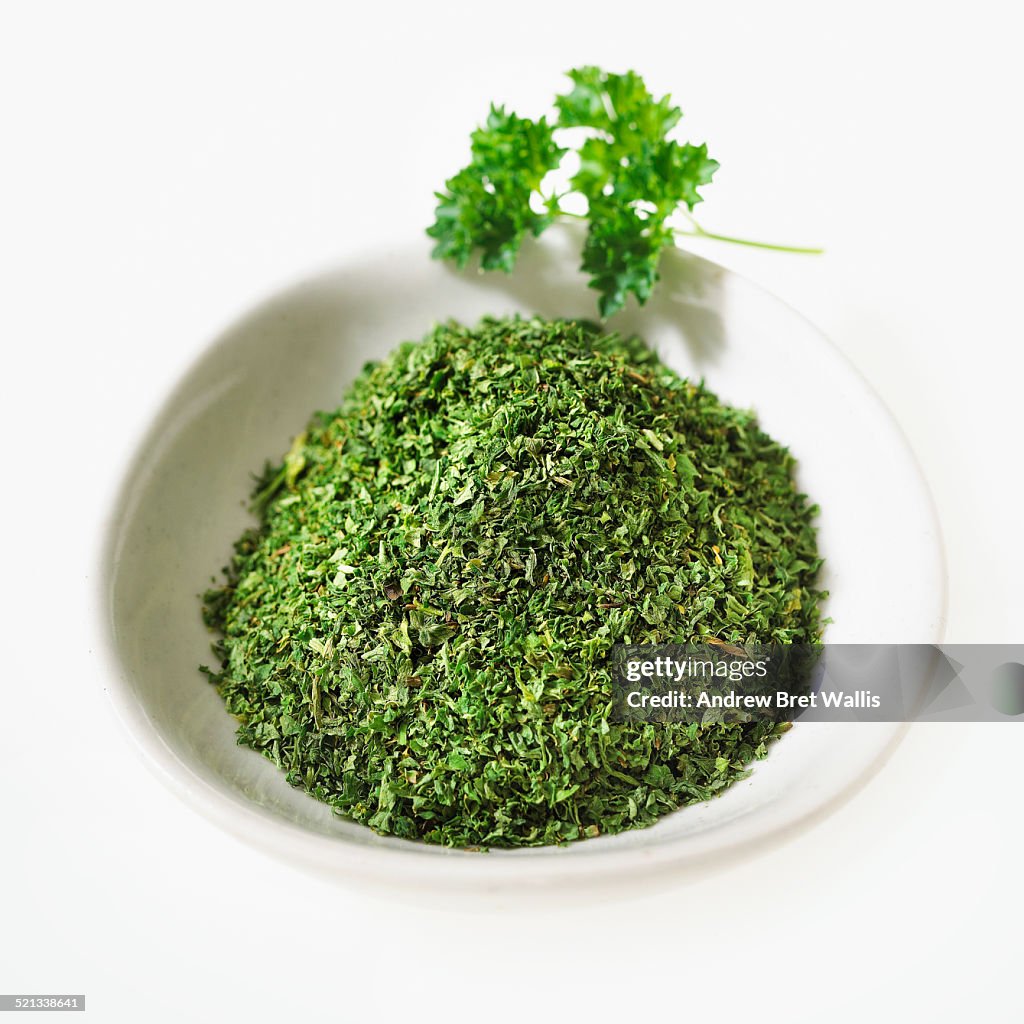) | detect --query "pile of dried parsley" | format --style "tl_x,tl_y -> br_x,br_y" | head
202,317 -> 823,847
